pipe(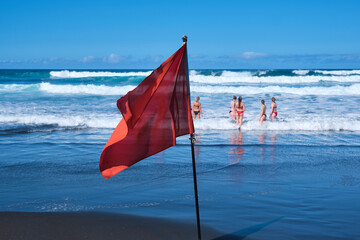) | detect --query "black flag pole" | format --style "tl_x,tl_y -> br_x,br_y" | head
190,133 -> 202,240
183,35 -> 202,240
